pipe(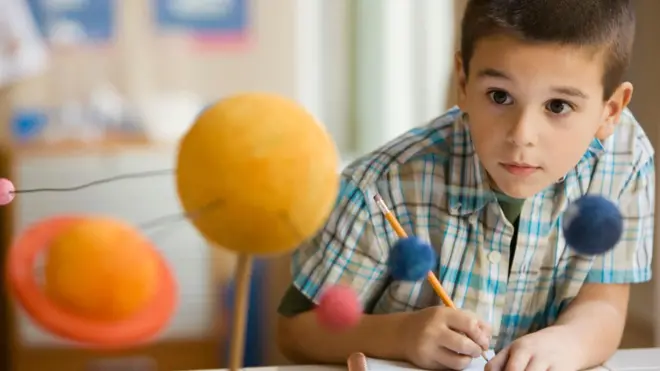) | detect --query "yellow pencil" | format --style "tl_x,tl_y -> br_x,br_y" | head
373,194 -> 490,362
